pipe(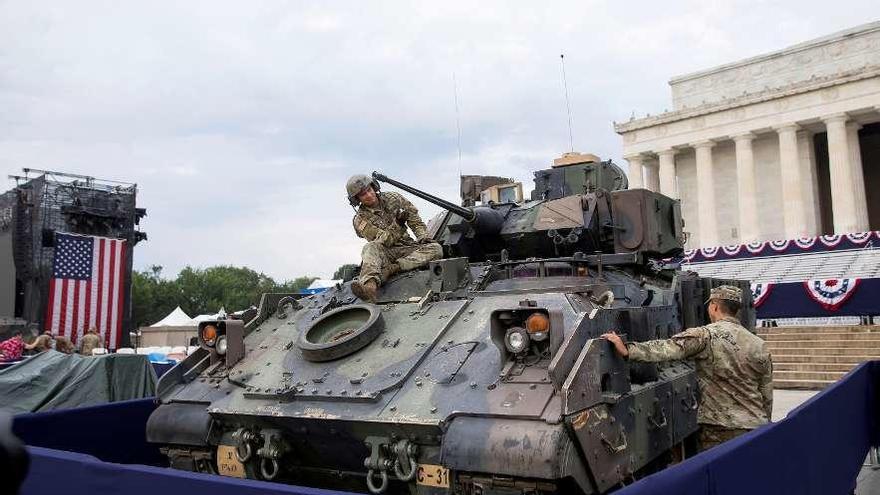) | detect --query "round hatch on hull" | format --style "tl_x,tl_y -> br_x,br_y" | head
297,304 -> 384,362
